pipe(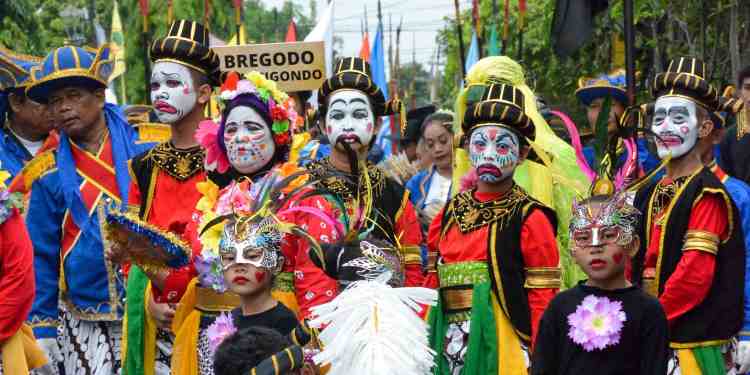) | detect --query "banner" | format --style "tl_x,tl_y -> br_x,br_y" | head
214,41 -> 326,92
